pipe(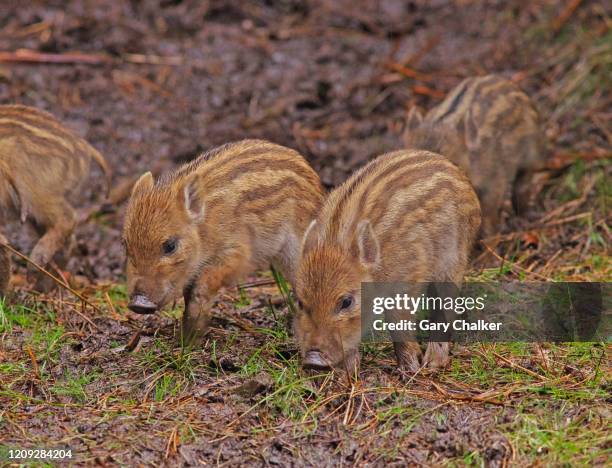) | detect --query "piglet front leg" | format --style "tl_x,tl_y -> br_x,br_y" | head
180,254 -> 249,347
181,284 -> 213,347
